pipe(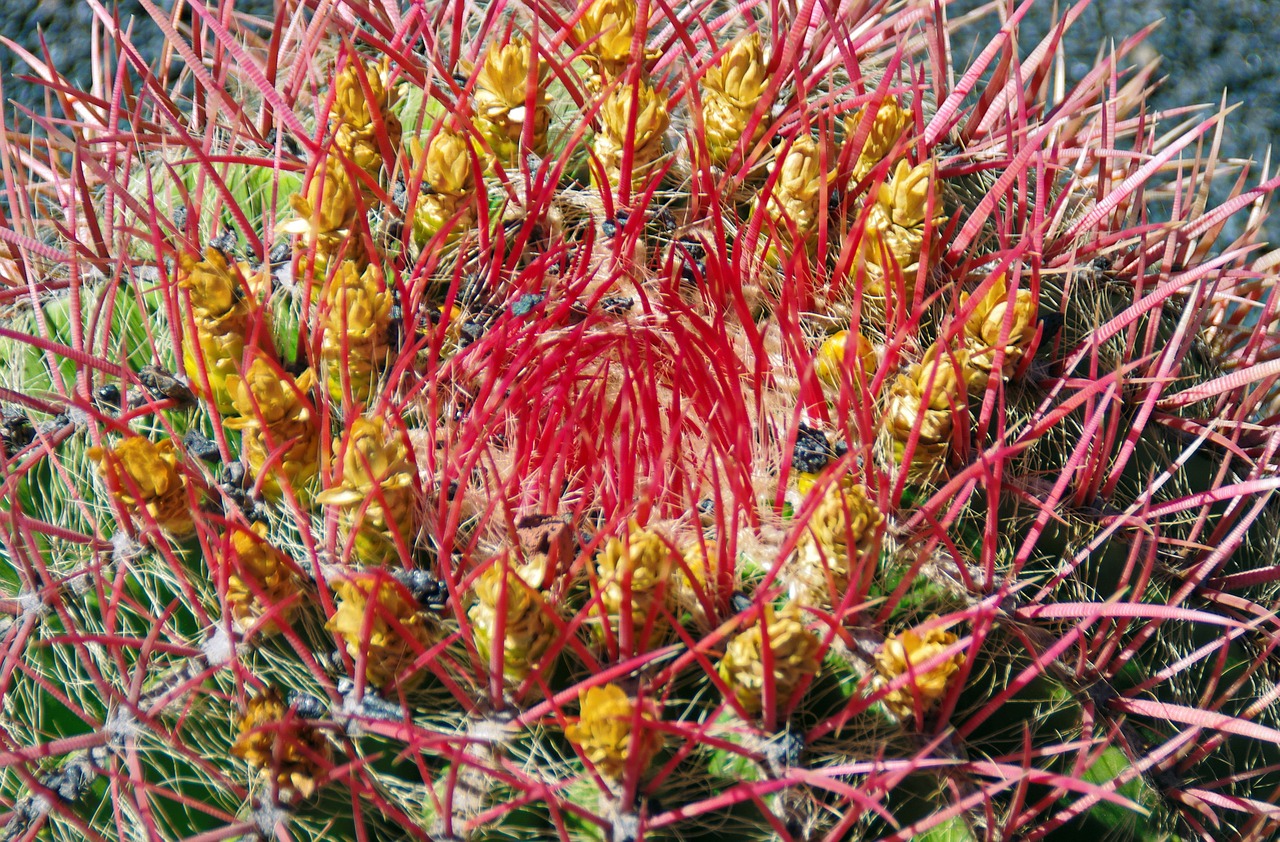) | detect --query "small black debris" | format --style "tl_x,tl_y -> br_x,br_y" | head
183,431 -> 221,462
680,259 -> 705,286
40,761 -> 90,804
394,568 -> 450,611
210,230 -> 238,257
220,462 -> 247,488
263,128 -> 303,157
601,296 -> 633,314
268,241 -> 291,267
934,141 -> 965,159
459,305 -> 499,348
137,365 -> 196,408
287,691 -> 328,719
1,413 -> 35,455
1038,311 -> 1065,343
337,679 -> 405,721
676,237 -> 706,260
510,293 -> 545,317
93,384 -> 121,410
792,425 -> 832,474
651,207 -> 676,231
